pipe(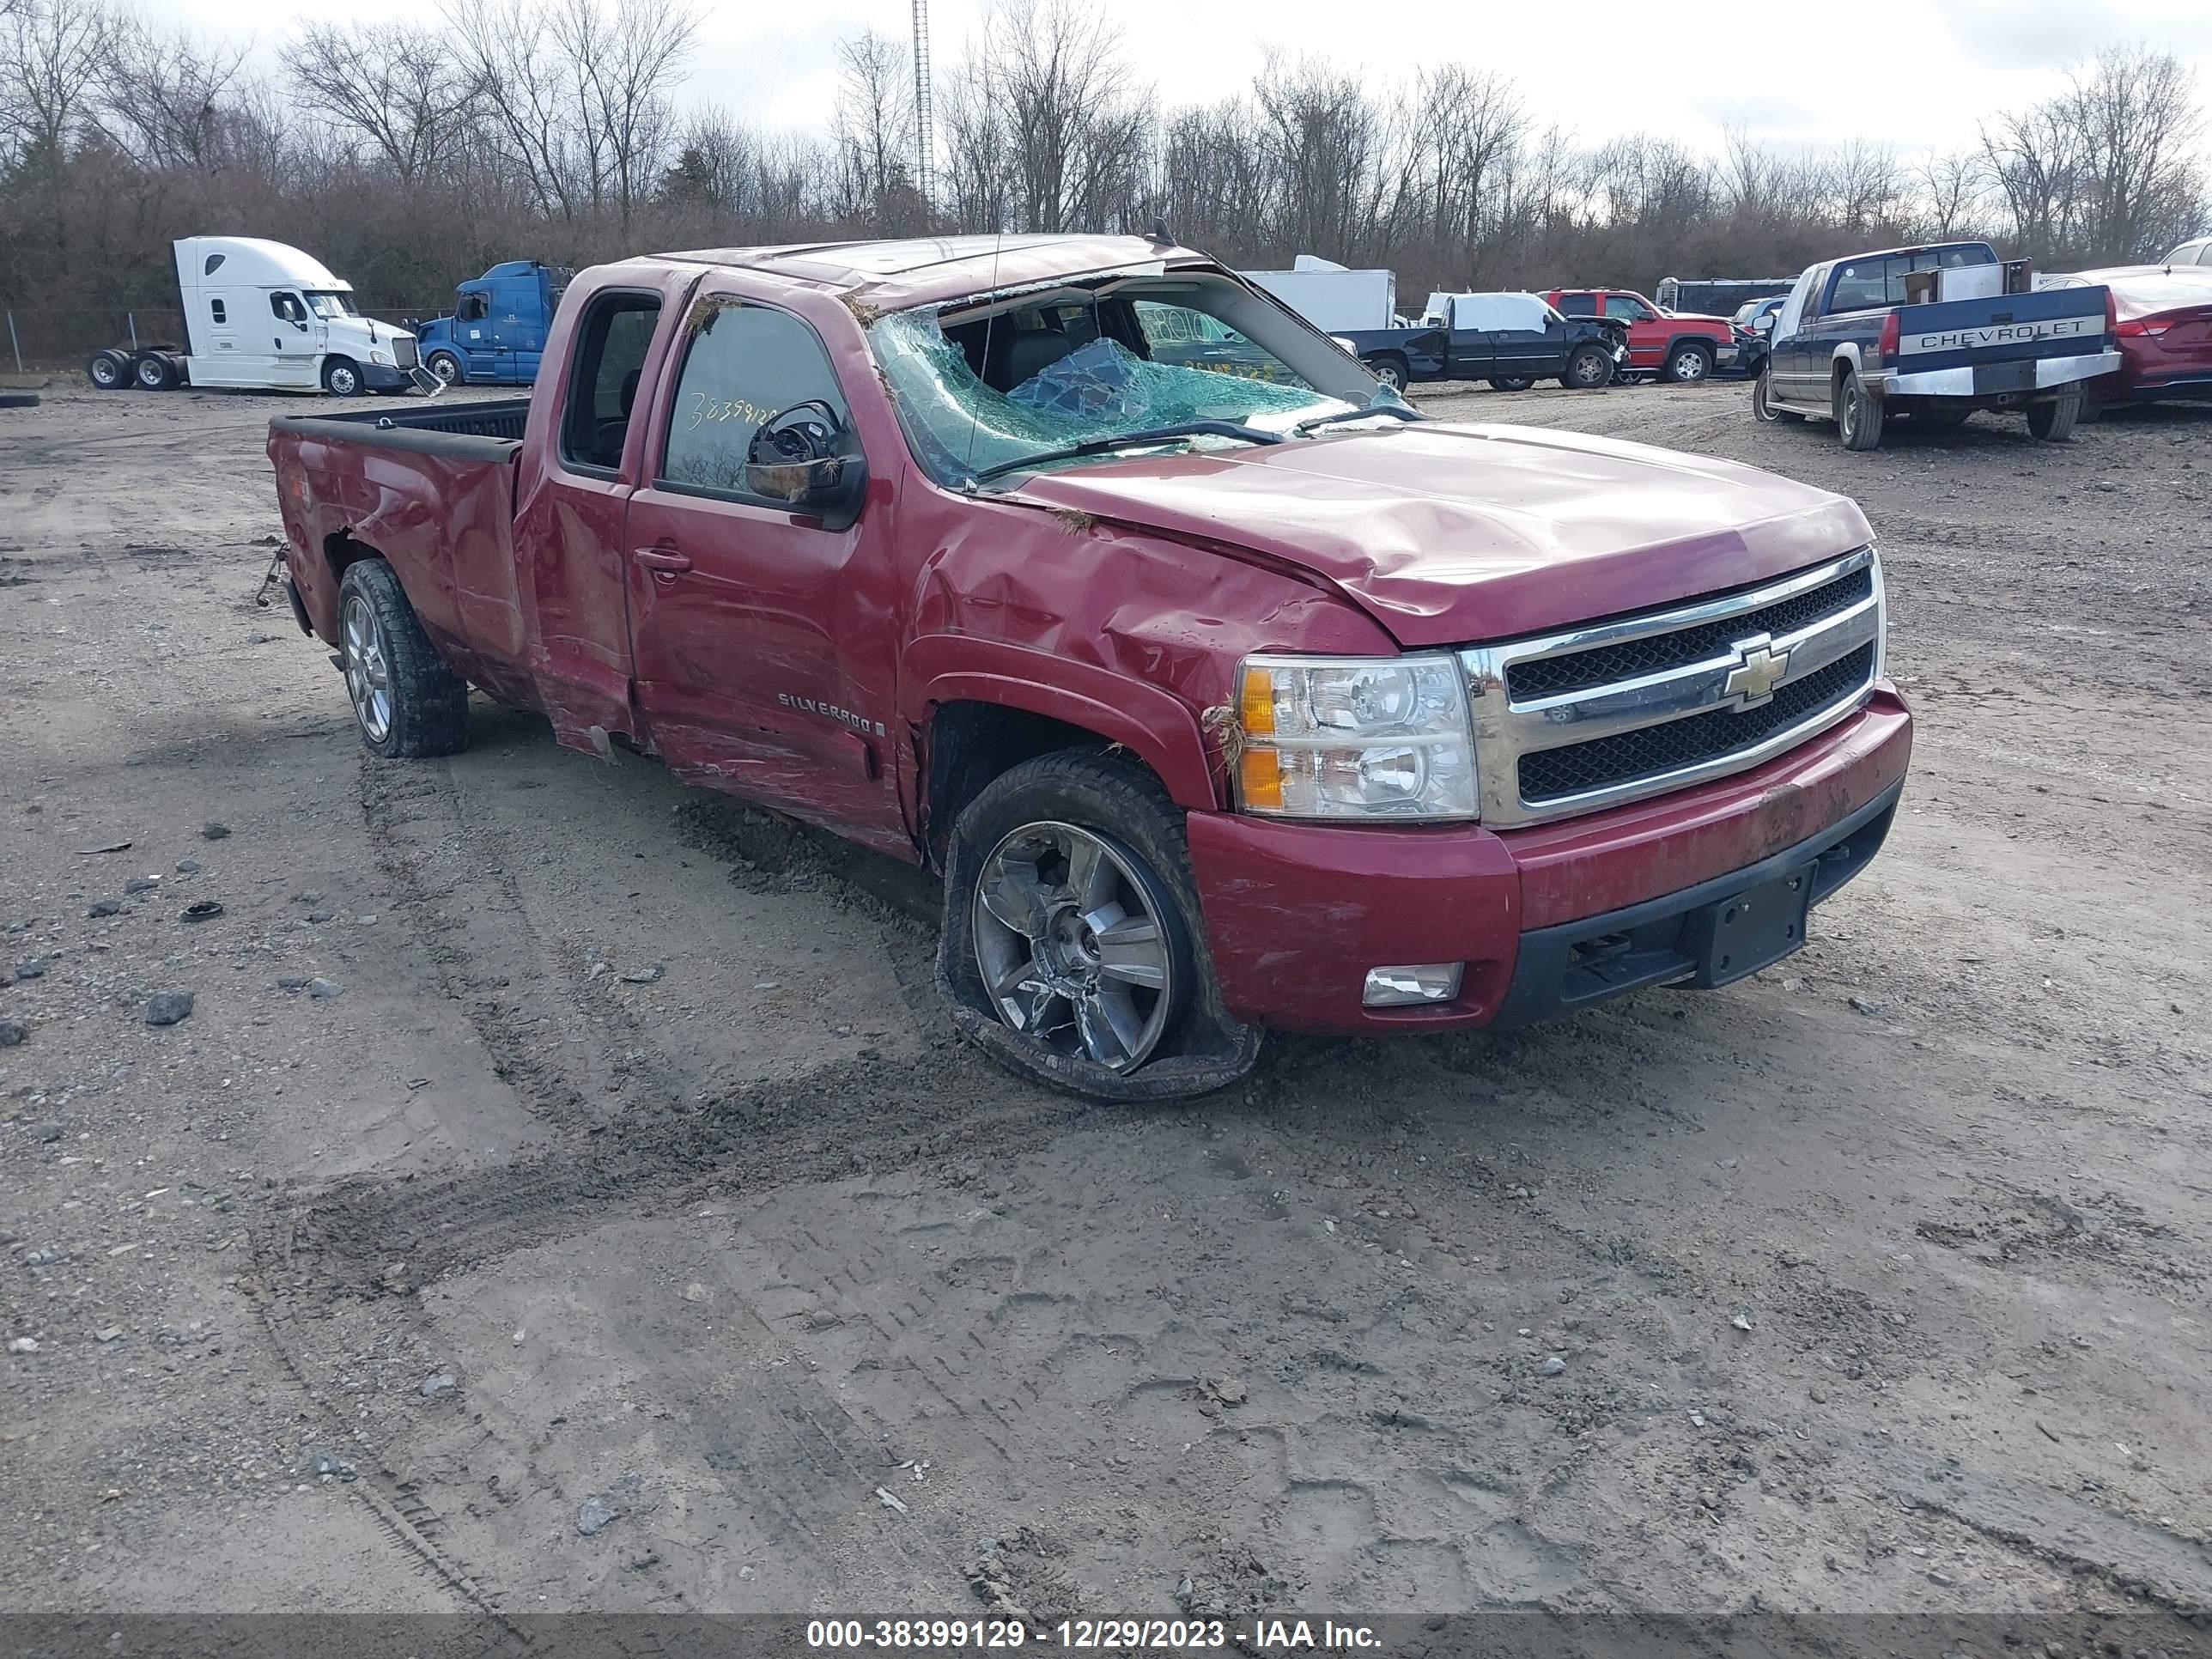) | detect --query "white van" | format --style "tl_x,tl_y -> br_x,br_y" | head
88,237 -> 427,396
